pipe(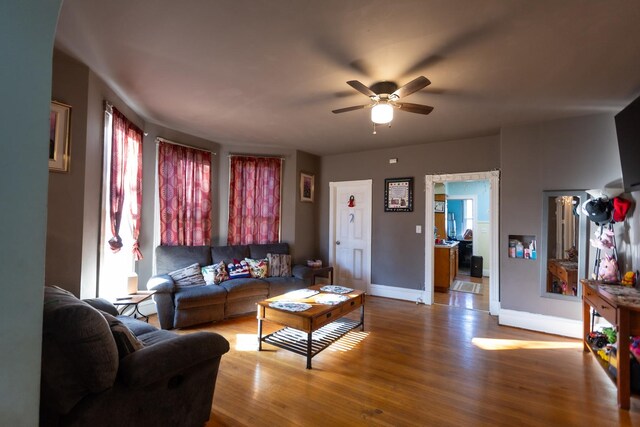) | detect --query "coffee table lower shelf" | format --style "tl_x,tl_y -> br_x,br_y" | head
260,318 -> 362,369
